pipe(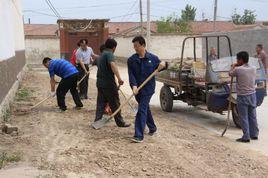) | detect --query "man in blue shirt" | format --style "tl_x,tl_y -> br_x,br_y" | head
128,36 -> 166,143
43,57 -> 83,111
